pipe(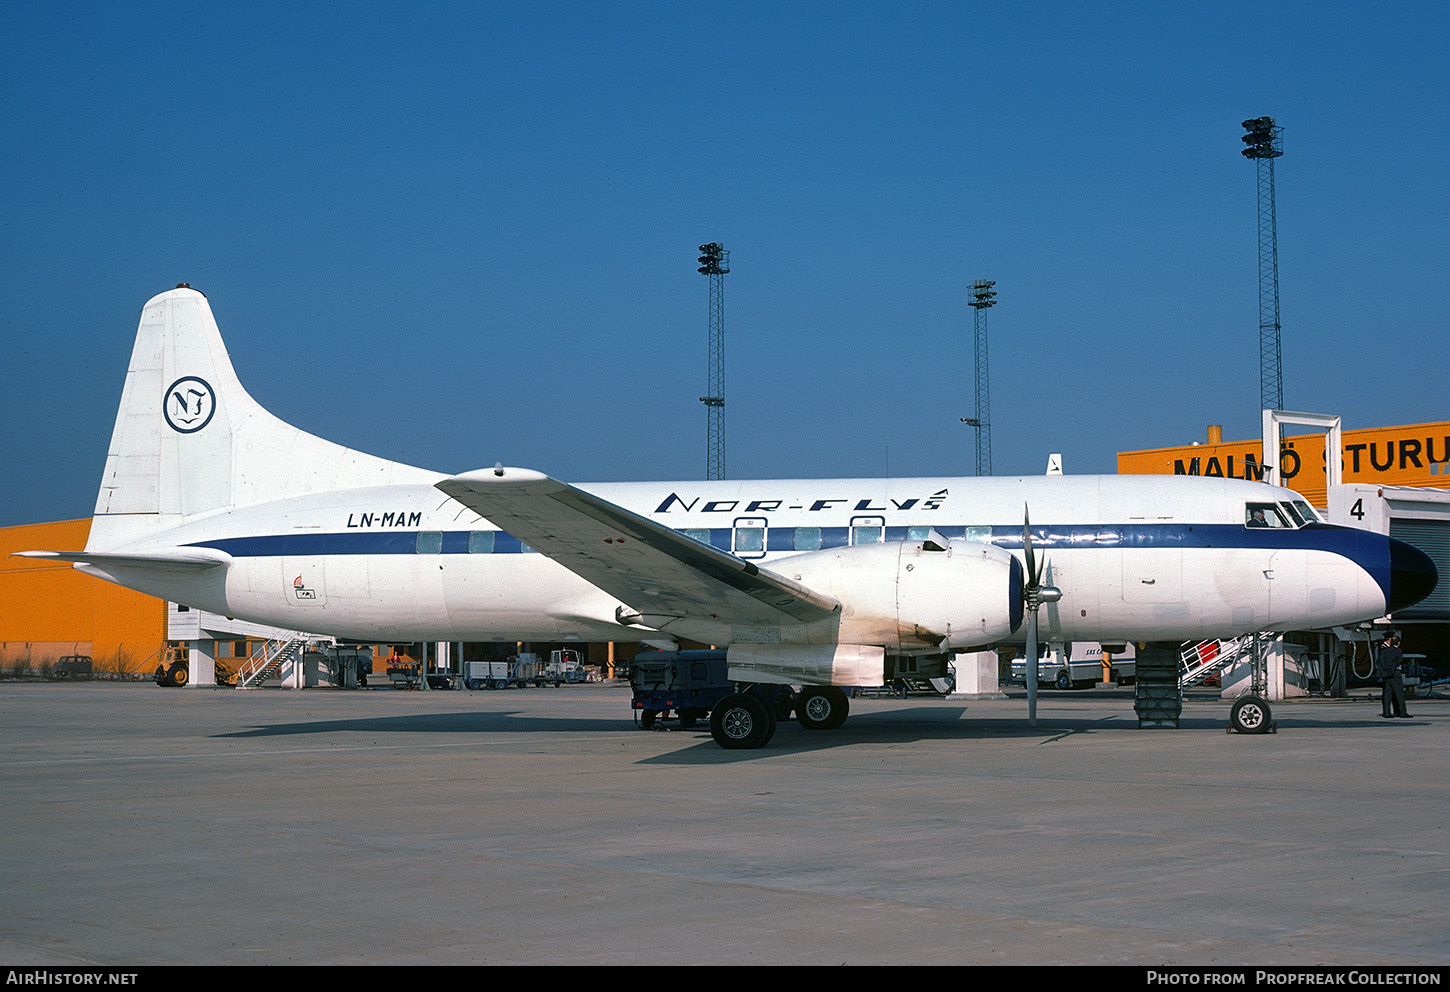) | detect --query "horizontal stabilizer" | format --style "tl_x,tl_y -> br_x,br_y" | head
15,548 -> 231,573
437,467 -> 840,629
